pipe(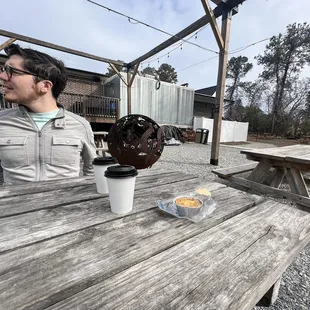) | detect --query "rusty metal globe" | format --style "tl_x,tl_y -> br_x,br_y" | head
107,114 -> 164,169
